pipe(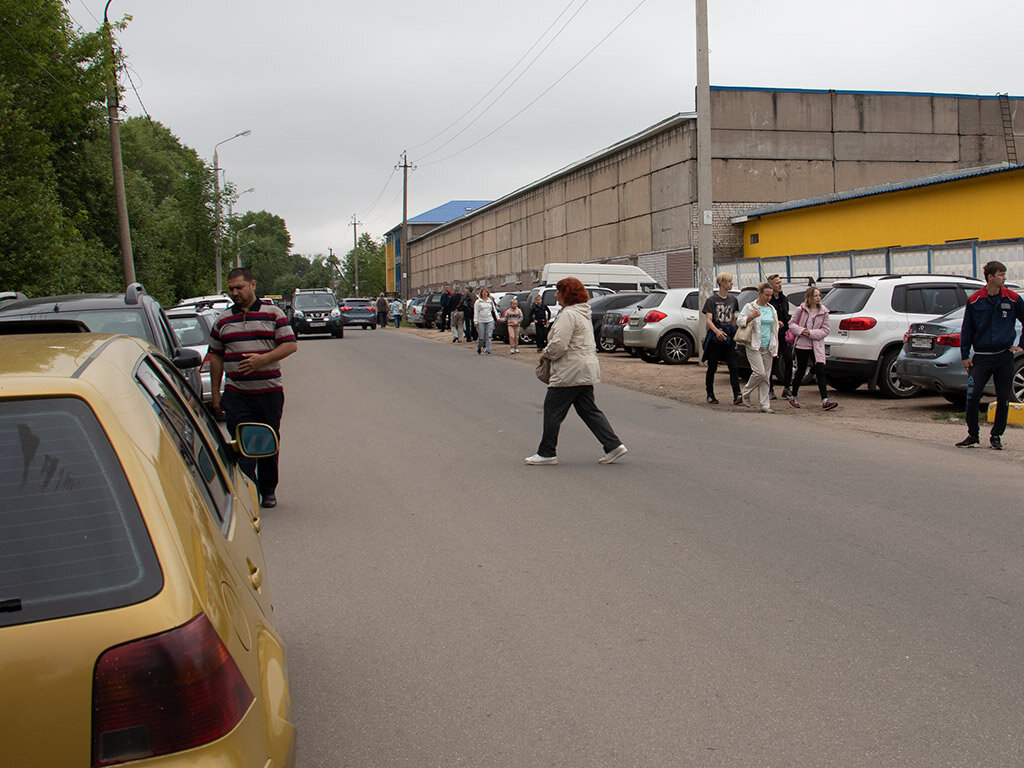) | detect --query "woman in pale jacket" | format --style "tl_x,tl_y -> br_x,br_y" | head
737,281 -> 779,413
787,285 -> 838,410
526,277 -> 627,466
